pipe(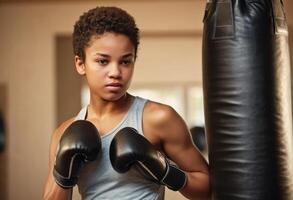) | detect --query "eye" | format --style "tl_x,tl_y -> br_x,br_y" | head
96,59 -> 109,66
120,59 -> 133,66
